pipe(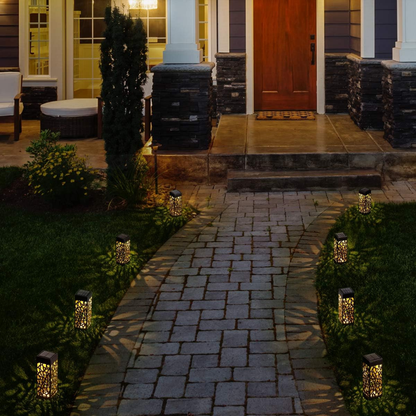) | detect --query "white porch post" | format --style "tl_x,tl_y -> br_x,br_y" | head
163,0 -> 202,64
393,0 -> 416,62
360,0 -> 375,58
217,0 -> 230,53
